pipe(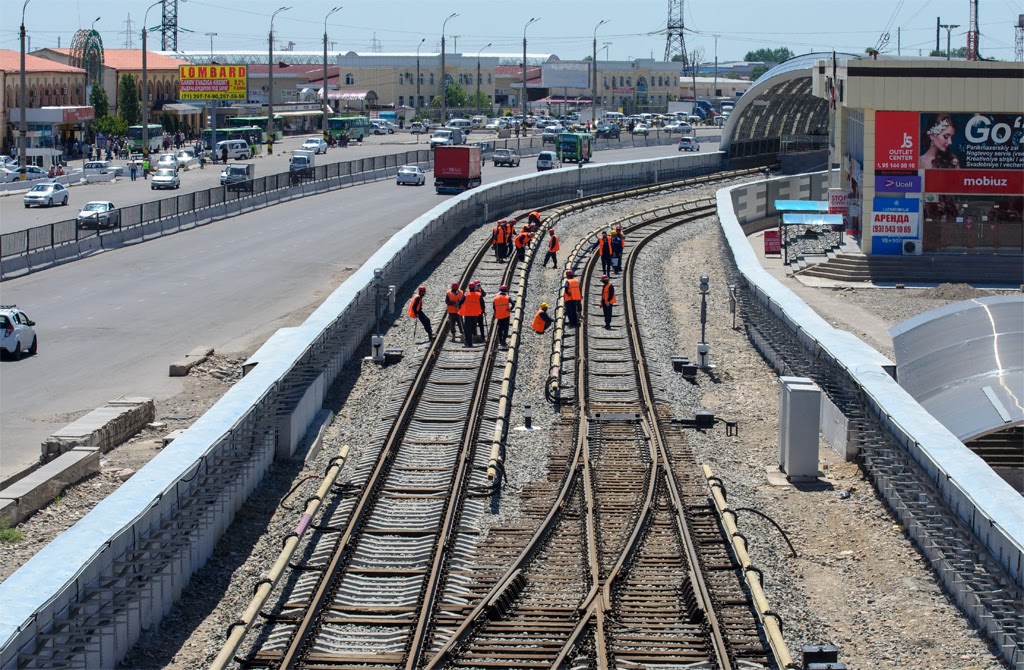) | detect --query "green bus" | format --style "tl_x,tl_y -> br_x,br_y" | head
556,132 -> 592,163
127,124 -> 164,152
201,126 -> 264,150
327,116 -> 370,142
226,115 -> 284,141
